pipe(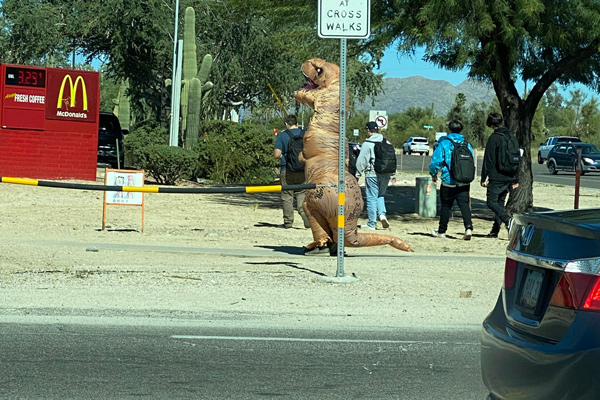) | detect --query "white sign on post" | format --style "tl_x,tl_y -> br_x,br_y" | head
318,0 -> 371,39
369,110 -> 388,130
